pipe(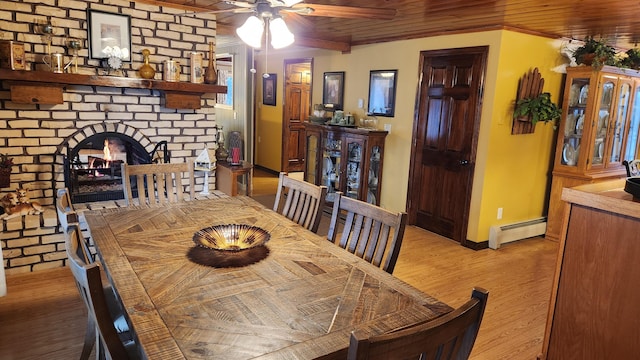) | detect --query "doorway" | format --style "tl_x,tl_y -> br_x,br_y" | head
281,58 -> 312,172
407,46 -> 488,246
